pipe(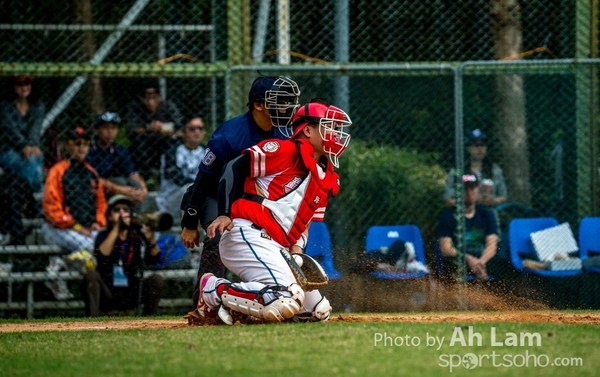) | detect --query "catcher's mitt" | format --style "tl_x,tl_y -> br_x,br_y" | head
281,249 -> 329,291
